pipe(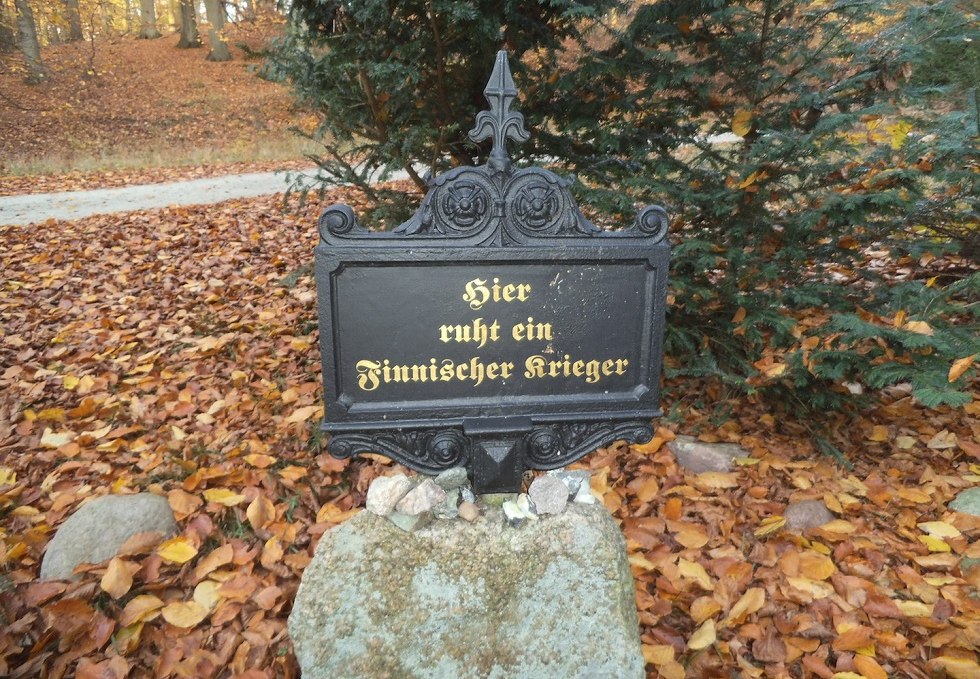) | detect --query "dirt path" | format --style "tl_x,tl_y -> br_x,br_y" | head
0,170 -> 320,226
